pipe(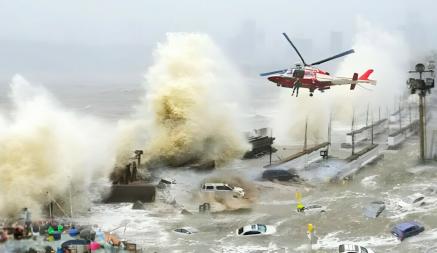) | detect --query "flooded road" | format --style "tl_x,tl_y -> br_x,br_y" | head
73,138 -> 437,253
